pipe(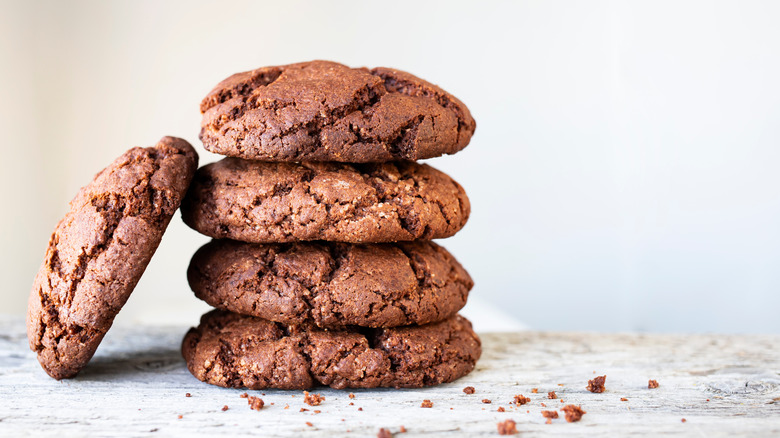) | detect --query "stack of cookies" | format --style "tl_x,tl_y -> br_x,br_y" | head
179,61 -> 480,389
